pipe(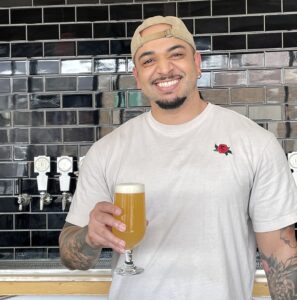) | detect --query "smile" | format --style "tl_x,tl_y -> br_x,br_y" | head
156,79 -> 179,88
